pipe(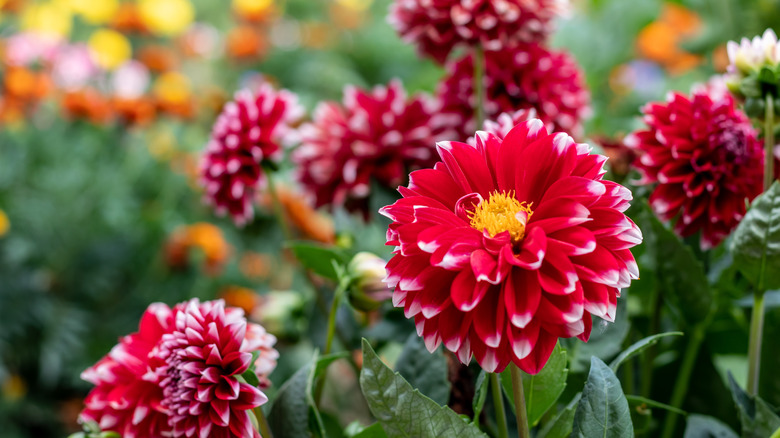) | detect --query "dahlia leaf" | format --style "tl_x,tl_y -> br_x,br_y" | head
727,372 -> 780,438
571,357 -> 634,438
500,342 -> 567,426
537,393 -> 580,438
609,331 -> 683,372
731,181 -> 780,291
287,241 -> 350,281
395,333 -> 451,406
359,339 -> 488,438
683,414 -> 739,438
472,371 -> 489,424
351,423 -> 389,438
